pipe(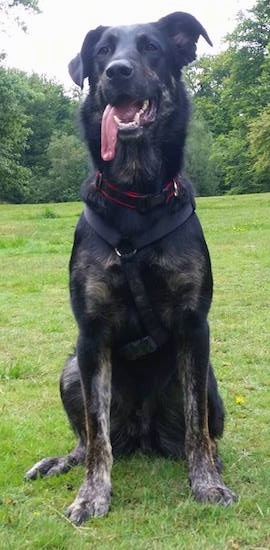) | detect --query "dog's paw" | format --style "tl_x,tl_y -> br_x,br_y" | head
66,496 -> 110,524
25,457 -> 71,480
192,479 -> 237,506
66,481 -> 111,524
